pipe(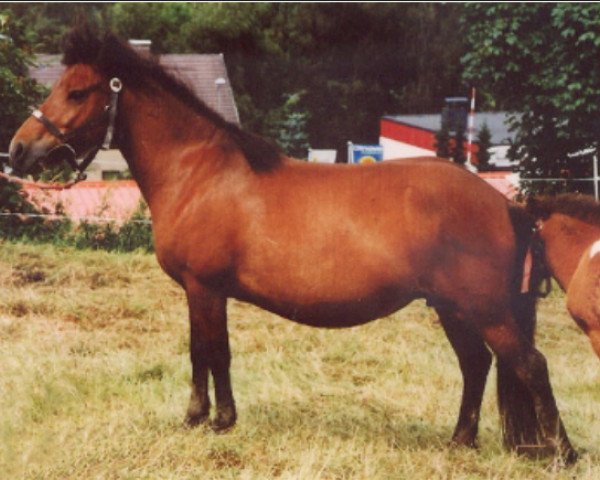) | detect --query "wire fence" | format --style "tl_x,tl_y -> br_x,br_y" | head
518,148 -> 599,200
2,150 -> 600,211
1,151 -> 150,224
0,211 -> 151,224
